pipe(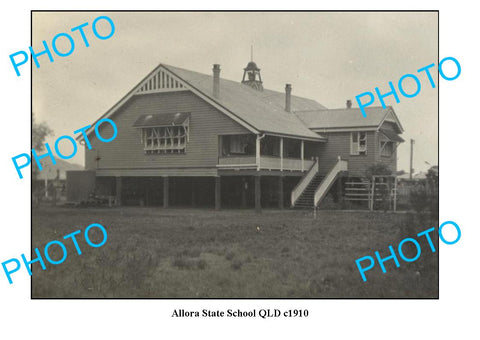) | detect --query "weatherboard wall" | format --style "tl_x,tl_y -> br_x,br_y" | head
85,91 -> 249,176
374,121 -> 400,172
316,131 -> 379,177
